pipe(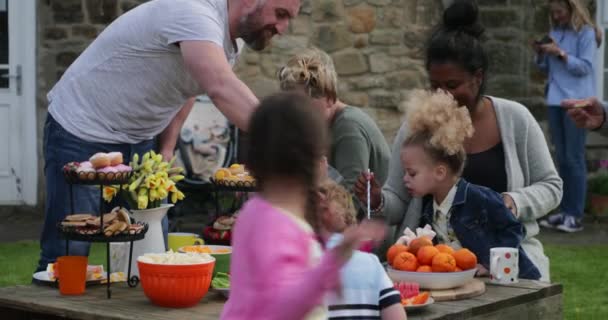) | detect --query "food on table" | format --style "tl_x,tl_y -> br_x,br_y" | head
408,236 -> 433,256
211,272 -> 230,288
393,281 -> 420,300
401,292 -> 430,306
137,251 -> 214,265
452,248 -> 477,270
393,251 -> 418,272
417,245 -> 440,266
59,207 -> 145,237
386,244 -> 409,265
107,152 -> 123,166
90,152 -> 111,169
181,245 -> 232,254
62,152 -> 132,182
213,164 -> 255,186
204,215 -> 237,242
387,242 -> 477,273
431,252 -> 457,272
47,263 -> 104,282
